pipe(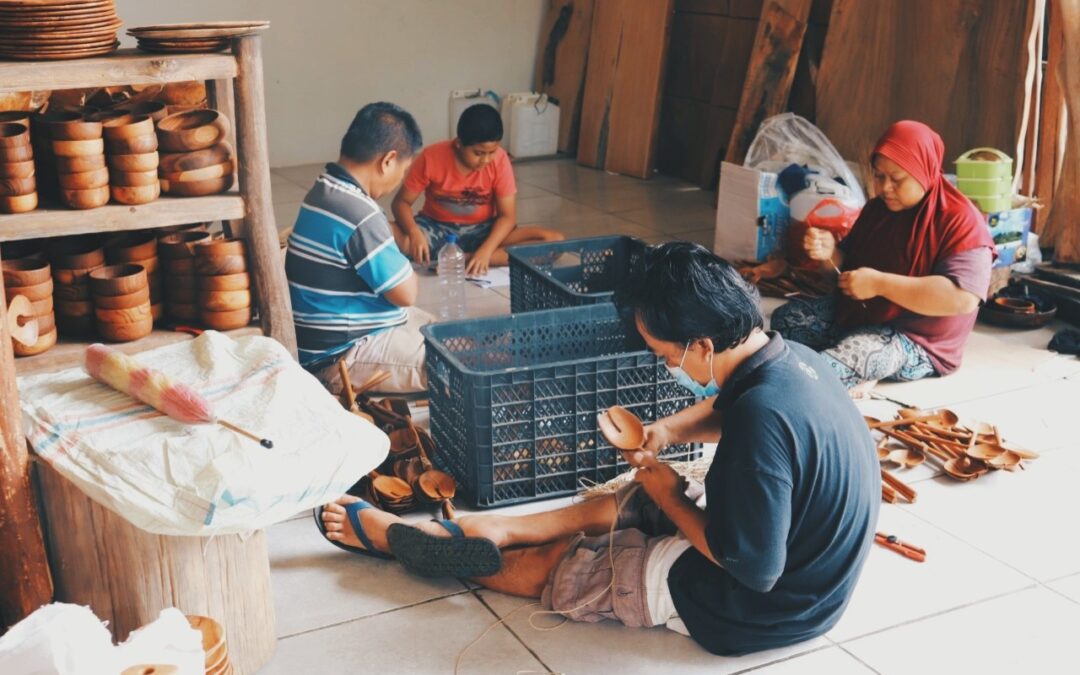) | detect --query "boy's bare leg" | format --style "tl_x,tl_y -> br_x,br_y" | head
488,226 -> 565,266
